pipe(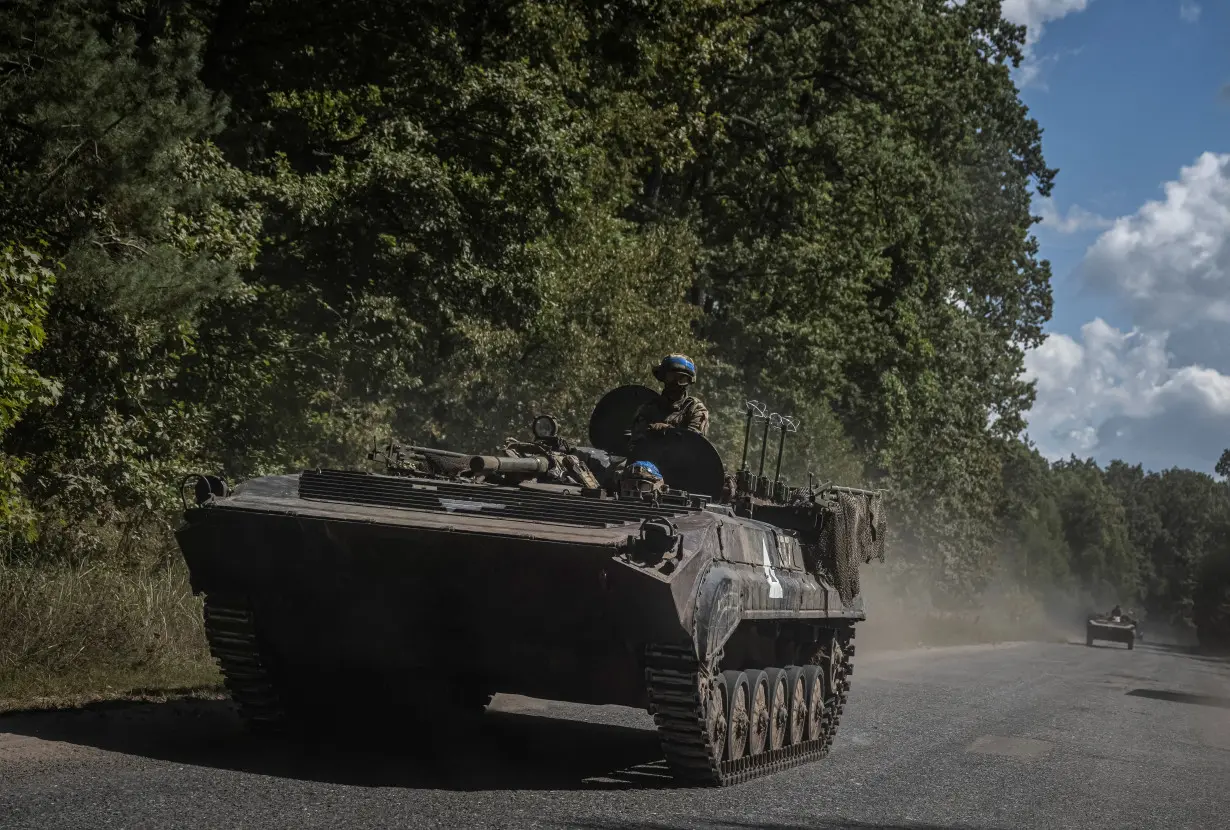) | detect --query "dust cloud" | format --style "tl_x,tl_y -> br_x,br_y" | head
855,564 -> 1089,652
